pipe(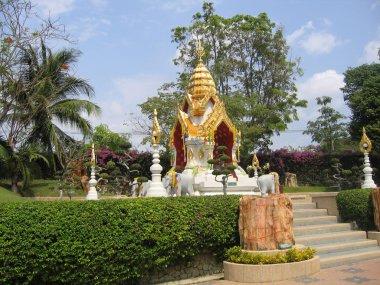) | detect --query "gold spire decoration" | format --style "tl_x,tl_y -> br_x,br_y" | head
360,127 -> 372,153
196,39 -> 205,63
91,143 -> 96,167
151,109 -> 161,144
252,151 -> 260,169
